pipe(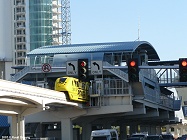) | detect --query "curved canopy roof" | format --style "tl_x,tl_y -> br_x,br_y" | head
27,41 -> 160,61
